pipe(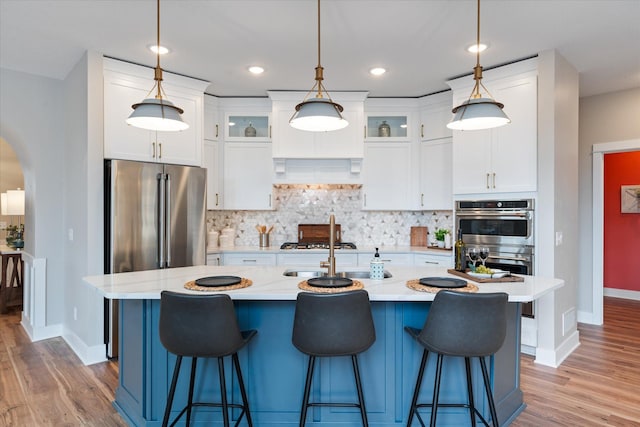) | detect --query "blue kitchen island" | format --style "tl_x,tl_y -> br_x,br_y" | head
83,265 -> 563,426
